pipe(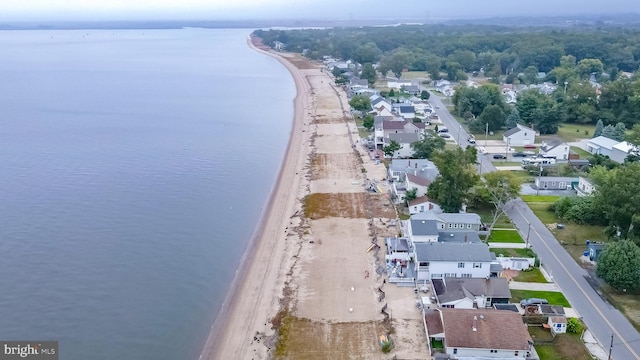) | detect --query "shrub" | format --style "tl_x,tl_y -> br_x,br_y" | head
566,318 -> 583,334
